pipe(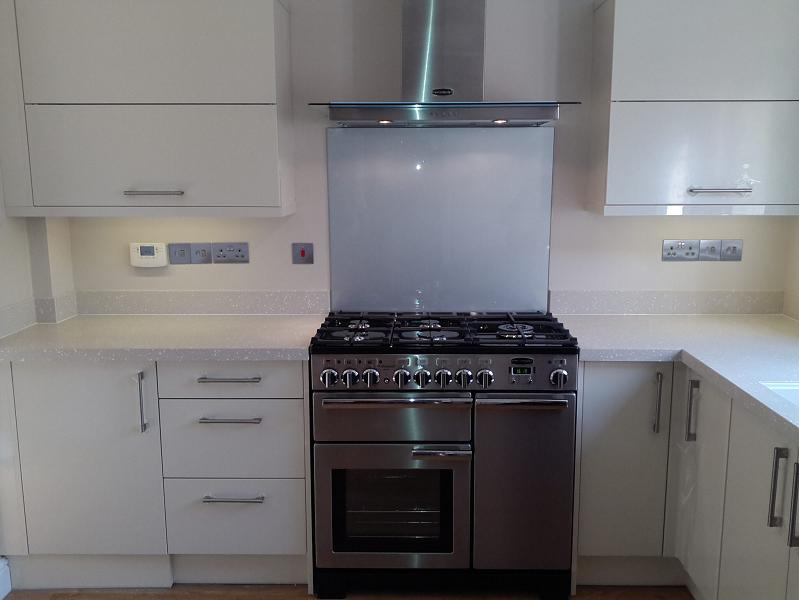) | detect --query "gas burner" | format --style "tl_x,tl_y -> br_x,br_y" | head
497,323 -> 535,339
400,330 -> 461,342
330,331 -> 386,343
347,319 -> 371,330
418,319 -> 442,330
